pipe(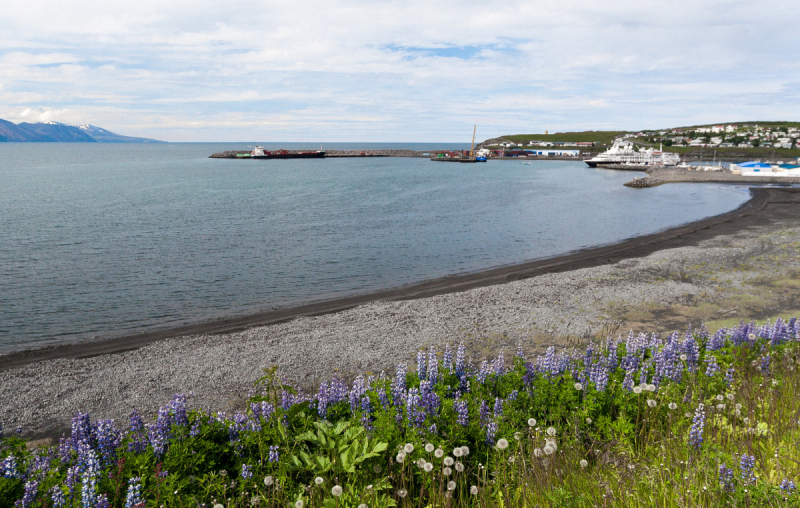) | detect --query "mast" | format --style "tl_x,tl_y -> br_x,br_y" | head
470,125 -> 476,157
